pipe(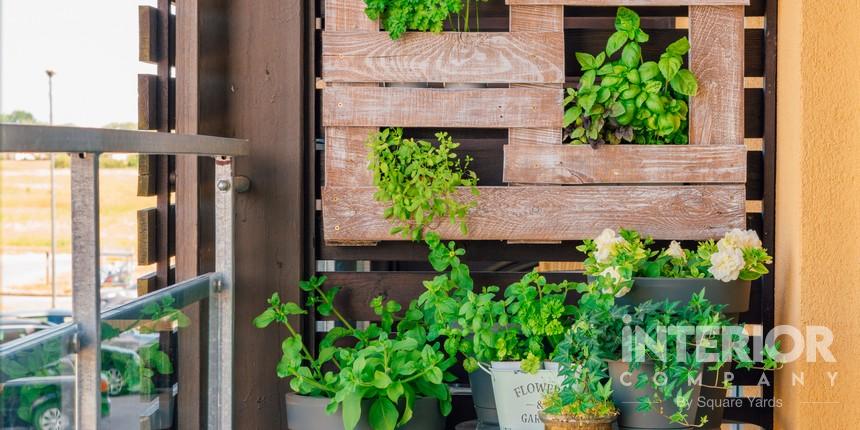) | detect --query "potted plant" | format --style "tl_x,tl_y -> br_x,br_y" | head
598,290 -> 782,429
579,228 -> 773,317
564,7 -> 698,146
577,228 -> 772,427
540,292 -> 620,430
254,276 -> 455,430
416,233 -> 575,429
